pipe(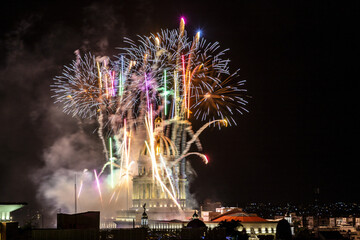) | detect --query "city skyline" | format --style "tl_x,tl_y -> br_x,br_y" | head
0,0 -> 358,218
